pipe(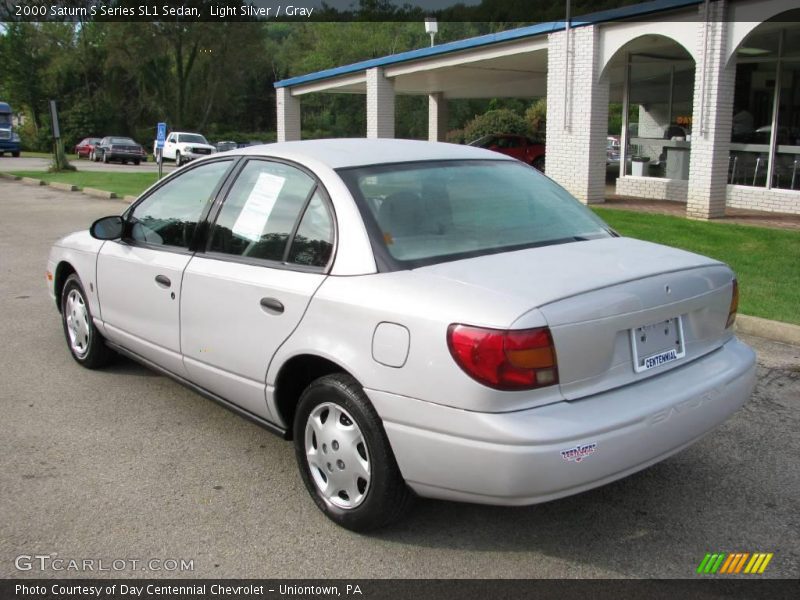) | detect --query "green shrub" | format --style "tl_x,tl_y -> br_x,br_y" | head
462,109 -> 531,143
